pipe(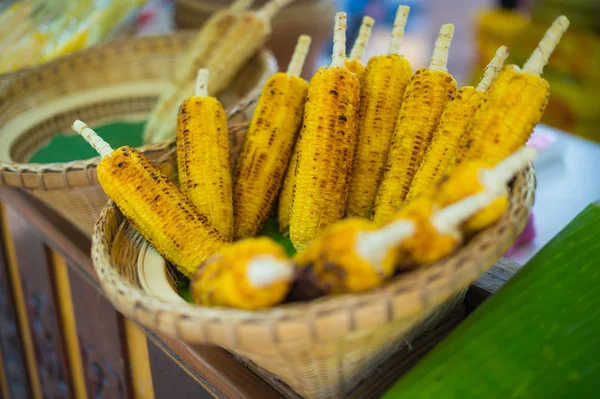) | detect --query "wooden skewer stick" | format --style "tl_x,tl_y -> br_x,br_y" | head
287,35 -> 312,77
195,68 -> 209,97
246,256 -> 295,287
523,15 -> 569,75
388,6 -> 410,55
330,12 -> 348,68
476,45 -> 509,93
72,120 -> 113,158
429,24 -> 454,73
349,16 -> 375,62
258,0 -> 296,21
